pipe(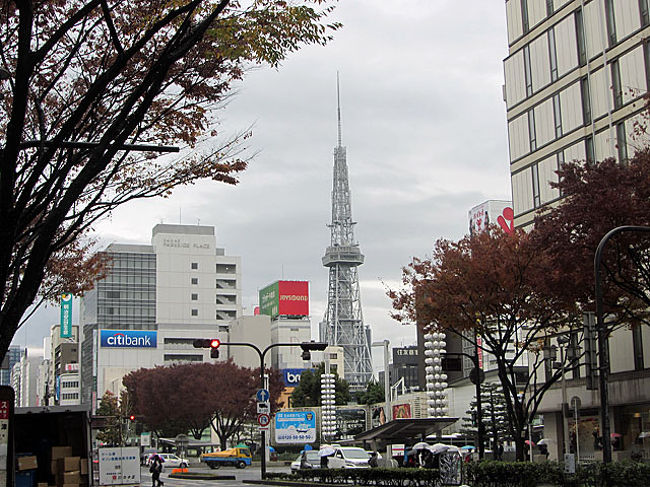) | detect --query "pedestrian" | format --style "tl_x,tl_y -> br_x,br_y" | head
368,451 -> 379,468
496,442 -> 504,460
300,451 -> 312,470
149,454 -> 164,487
